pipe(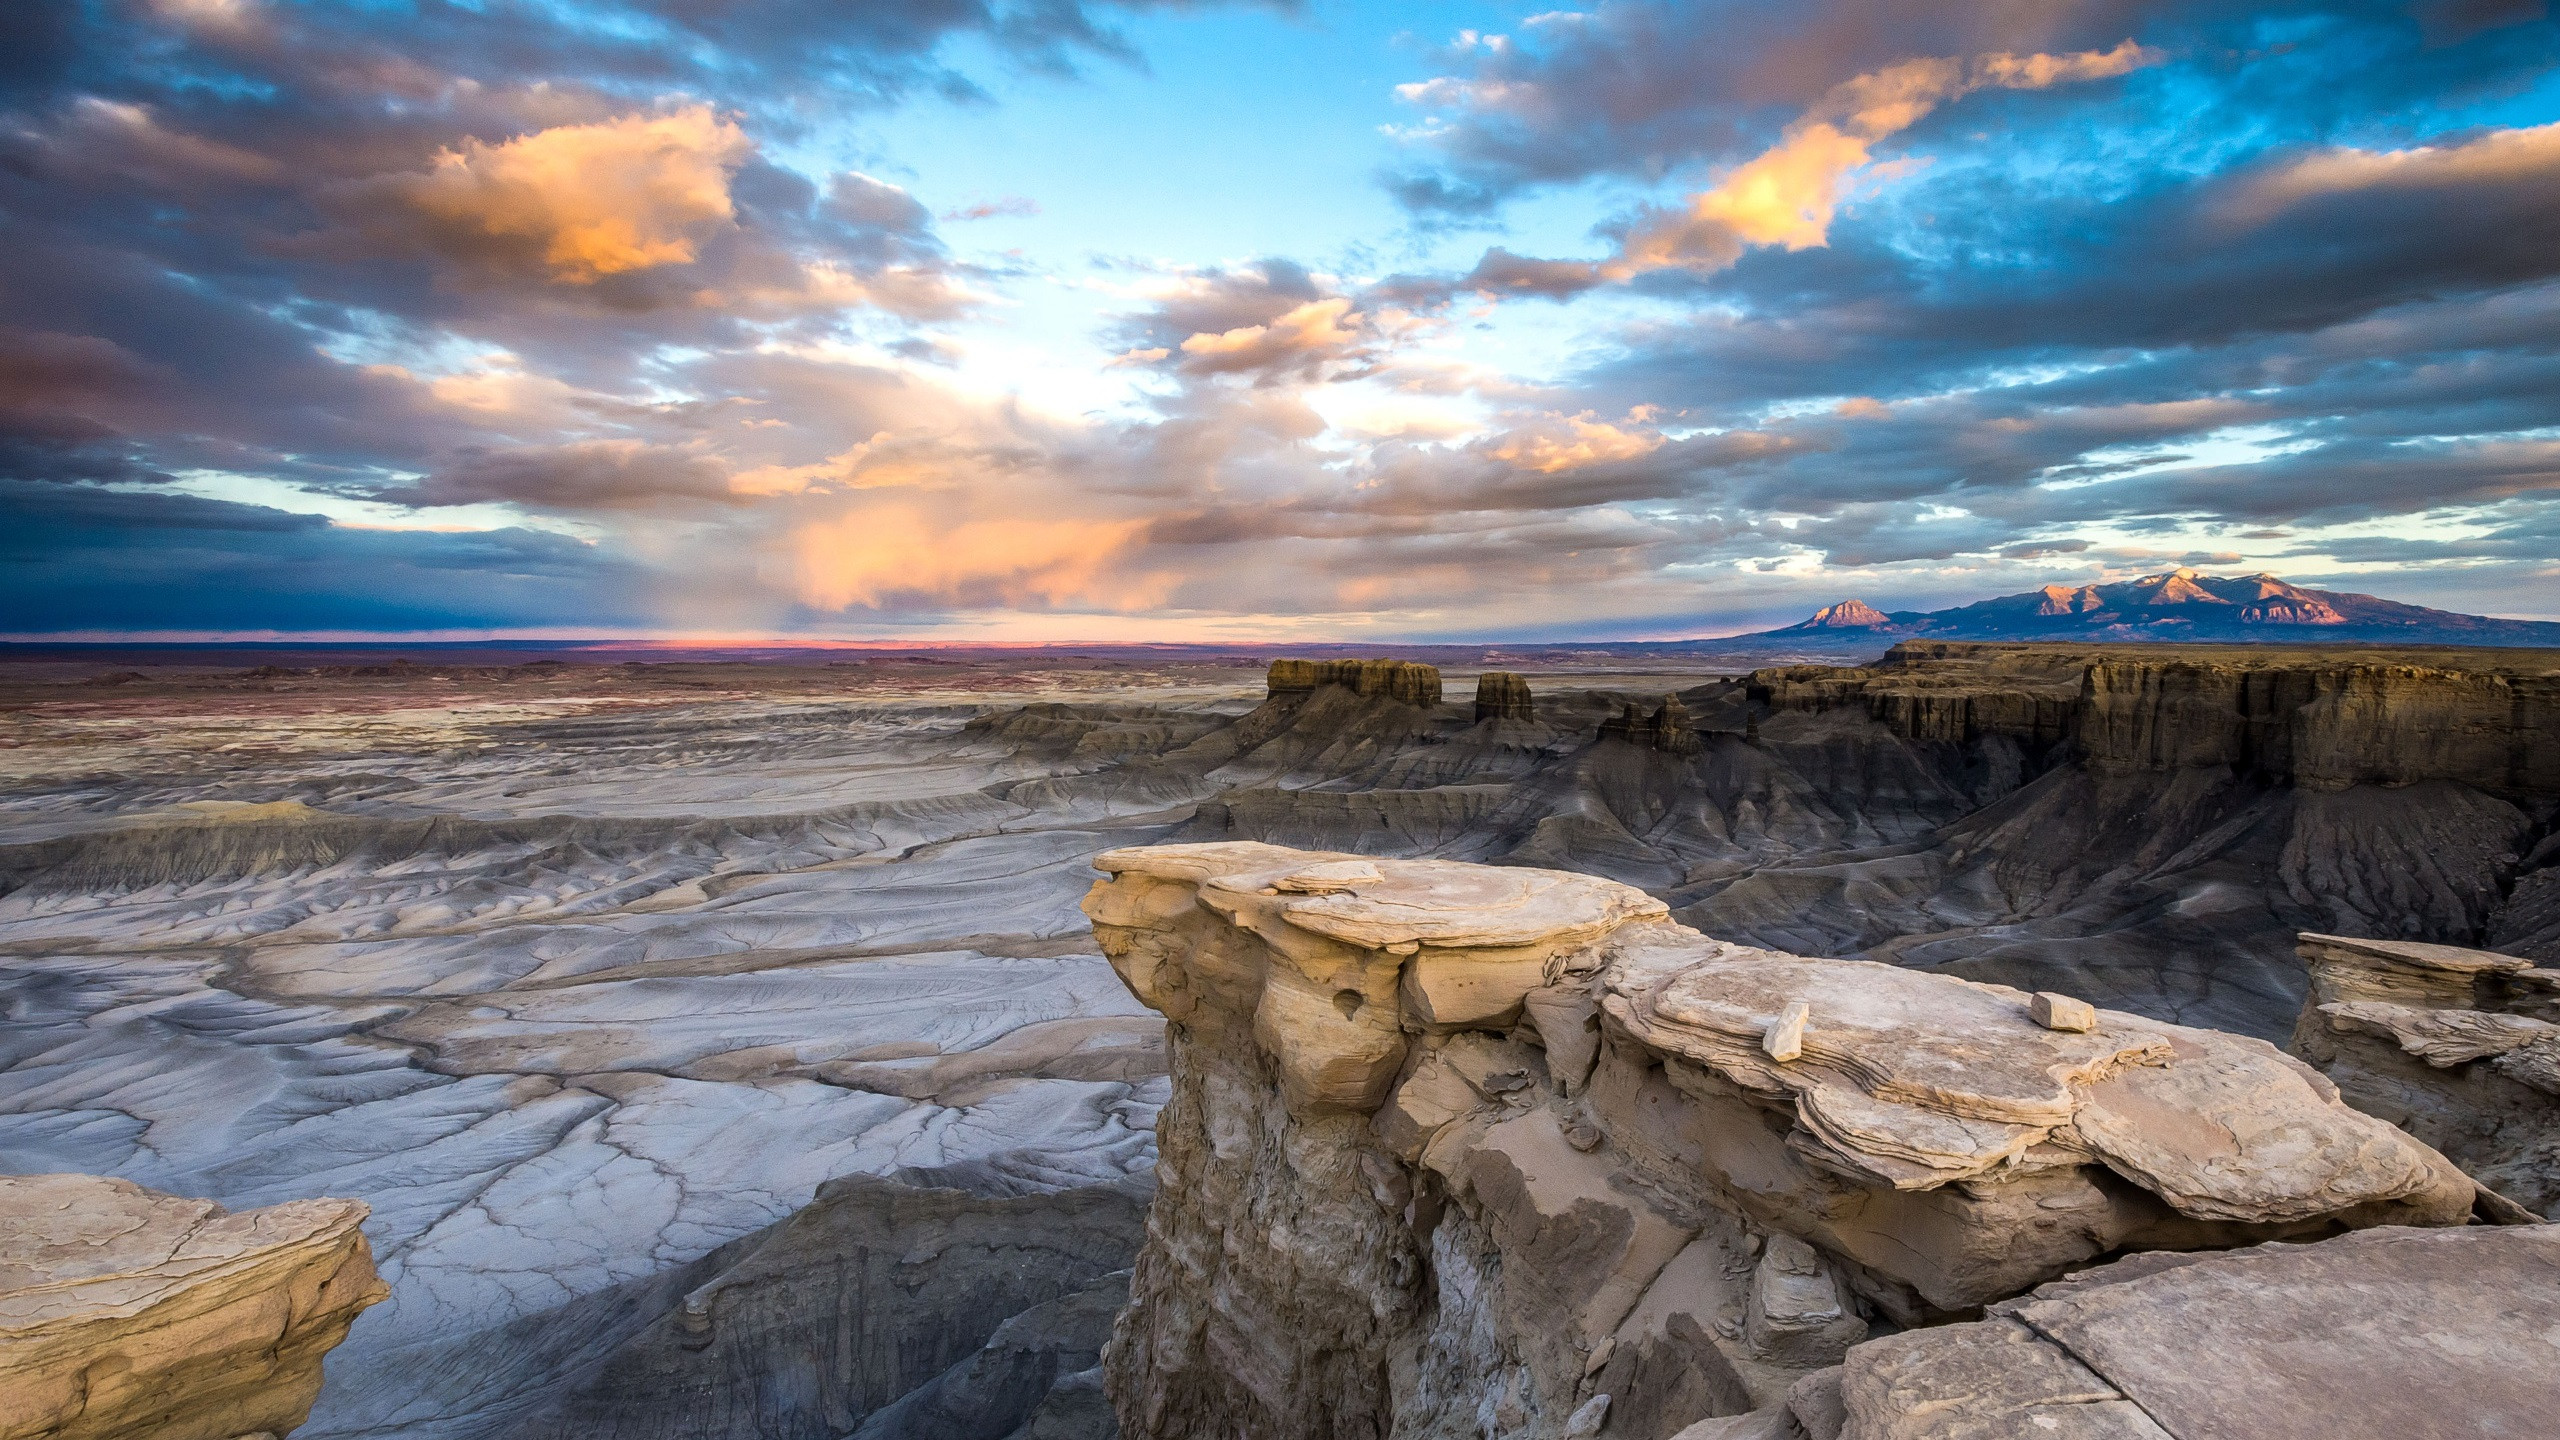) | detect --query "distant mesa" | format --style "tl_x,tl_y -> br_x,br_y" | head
1266,658 -> 1443,709
1755,567 -> 2560,647
1474,671 -> 1534,722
